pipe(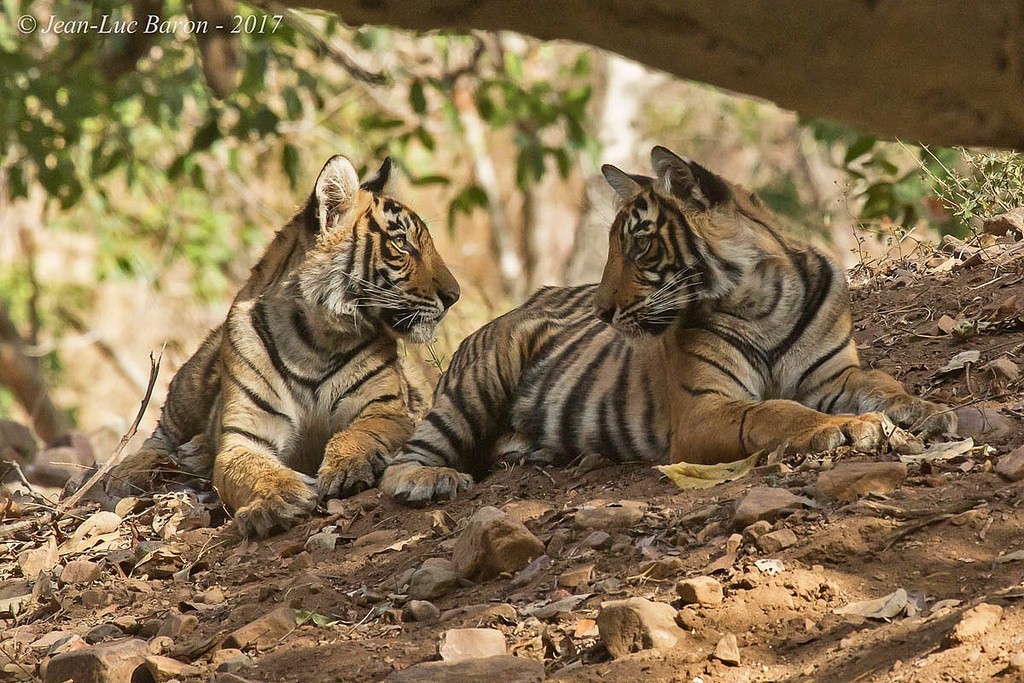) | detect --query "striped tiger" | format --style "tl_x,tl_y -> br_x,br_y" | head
380,145 -> 954,504
106,155 -> 460,537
